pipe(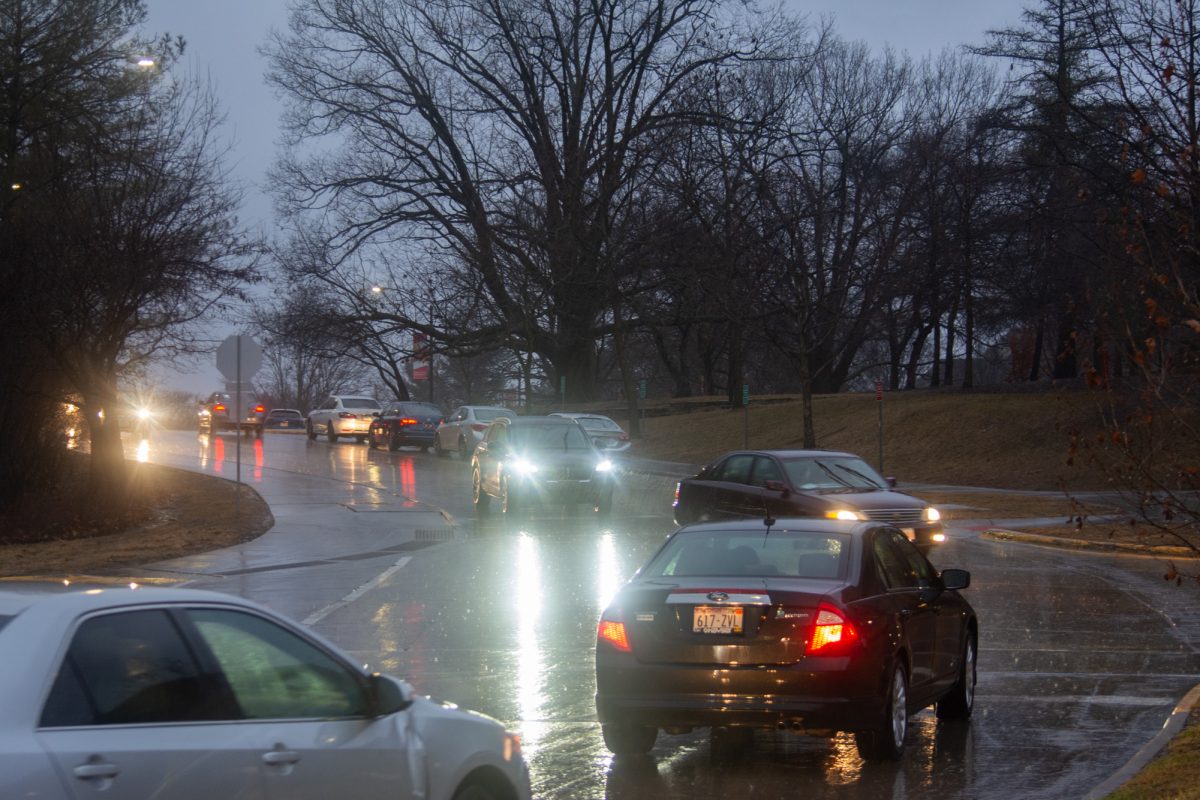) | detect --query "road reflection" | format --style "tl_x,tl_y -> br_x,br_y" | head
515,532 -> 549,757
